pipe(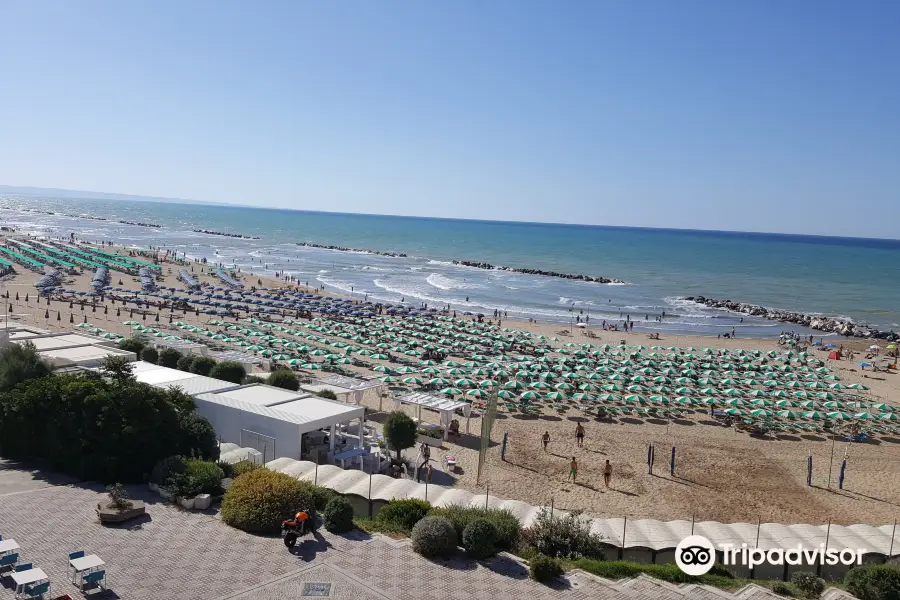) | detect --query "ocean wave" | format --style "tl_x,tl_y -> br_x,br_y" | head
558,297 -> 597,307
426,273 -> 482,291
316,275 -> 357,295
